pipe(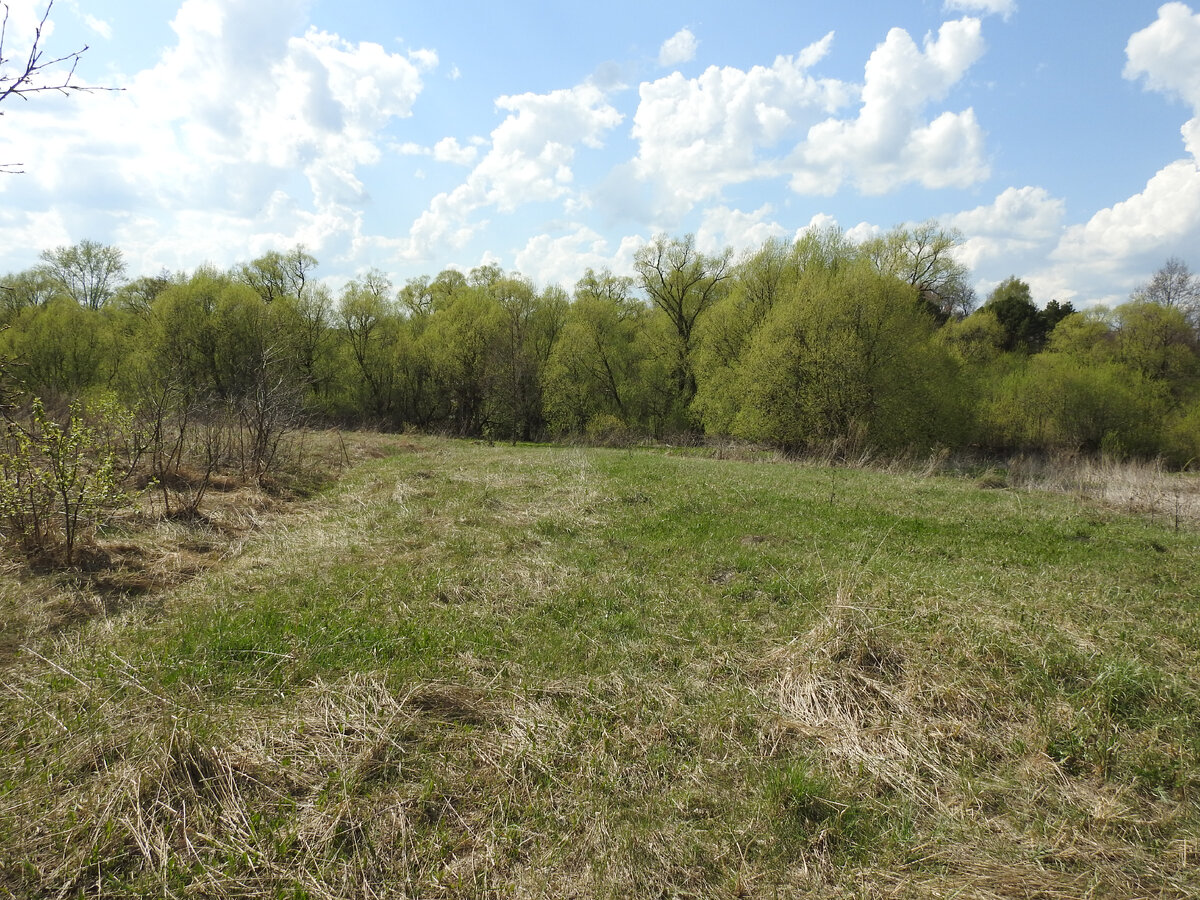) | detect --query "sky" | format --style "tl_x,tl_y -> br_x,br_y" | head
2,0 -> 1200,308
